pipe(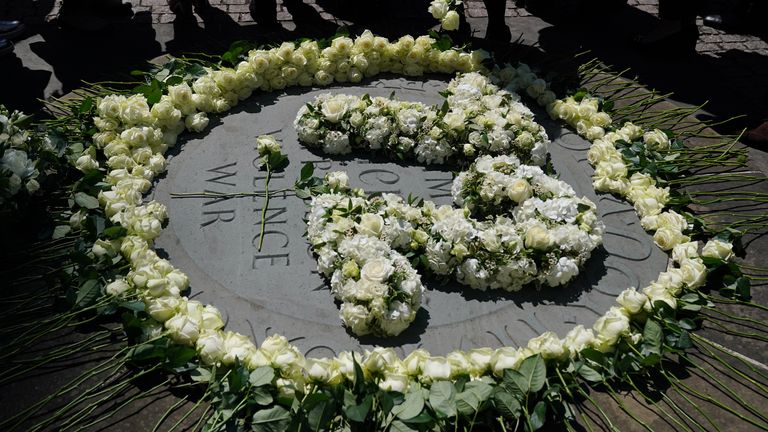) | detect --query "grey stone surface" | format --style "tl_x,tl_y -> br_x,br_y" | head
150,76 -> 669,356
